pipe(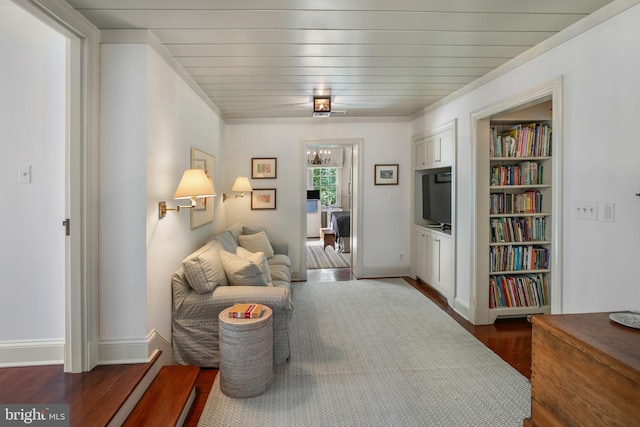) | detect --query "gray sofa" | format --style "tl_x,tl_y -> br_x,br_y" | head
172,224 -> 293,368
